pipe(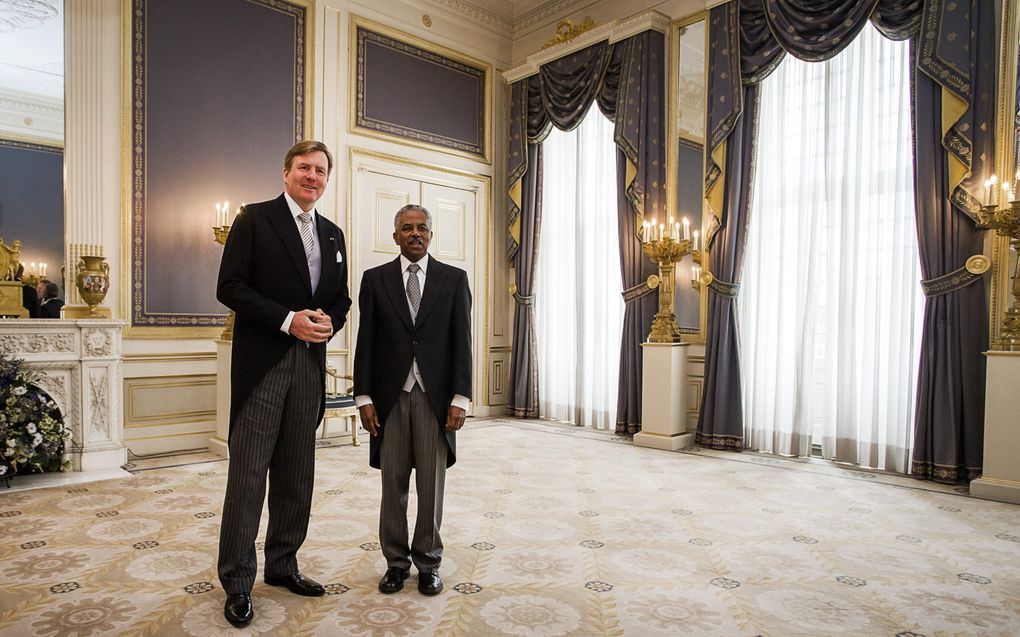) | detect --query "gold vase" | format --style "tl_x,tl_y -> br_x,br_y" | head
75,255 -> 110,316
